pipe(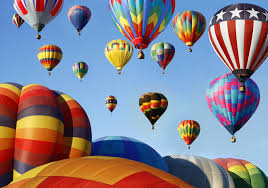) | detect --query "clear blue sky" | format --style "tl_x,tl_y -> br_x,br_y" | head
2,0 -> 267,173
